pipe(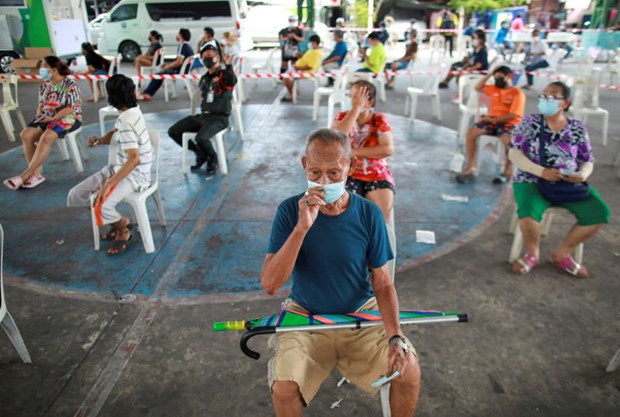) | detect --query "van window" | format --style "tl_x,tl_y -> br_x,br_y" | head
146,2 -> 232,21
109,4 -> 138,22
